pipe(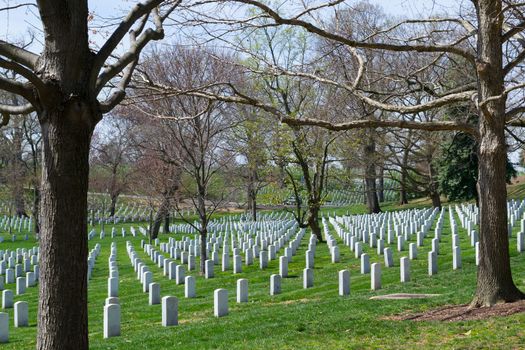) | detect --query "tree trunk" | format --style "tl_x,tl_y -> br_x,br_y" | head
199,228 -> 207,274
427,154 -> 441,209
251,196 -> 257,221
109,193 -> 118,217
198,184 -> 208,274
164,213 -> 170,233
37,105 -> 94,350
307,204 -> 323,242
151,196 -> 169,240
363,134 -> 381,214
399,149 -> 410,205
471,0 -> 524,306
377,164 -> 385,203
33,183 -> 40,235
429,191 -> 441,209
14,187 -> 27,217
